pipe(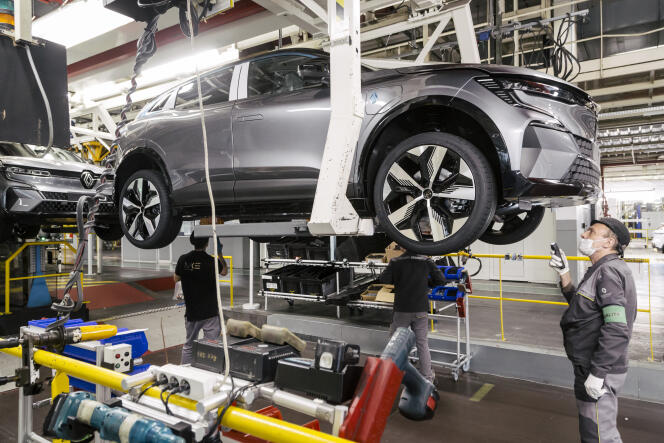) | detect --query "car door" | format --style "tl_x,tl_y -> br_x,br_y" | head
149,65 -> 237,206
232,54 -> 331,202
